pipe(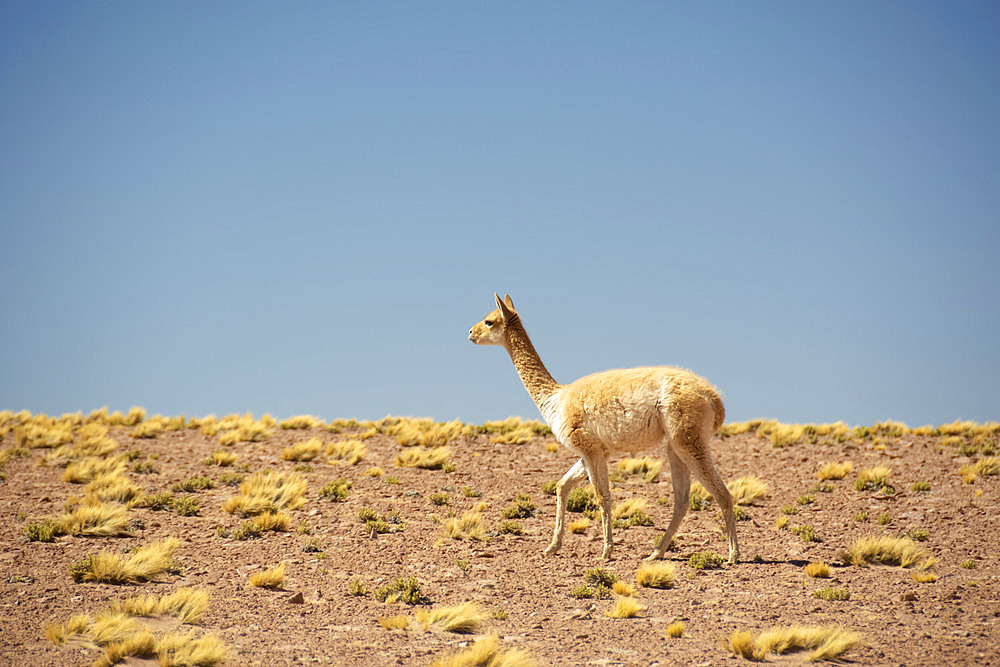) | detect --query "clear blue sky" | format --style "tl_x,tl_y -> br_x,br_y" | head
2,2 -> 997,427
